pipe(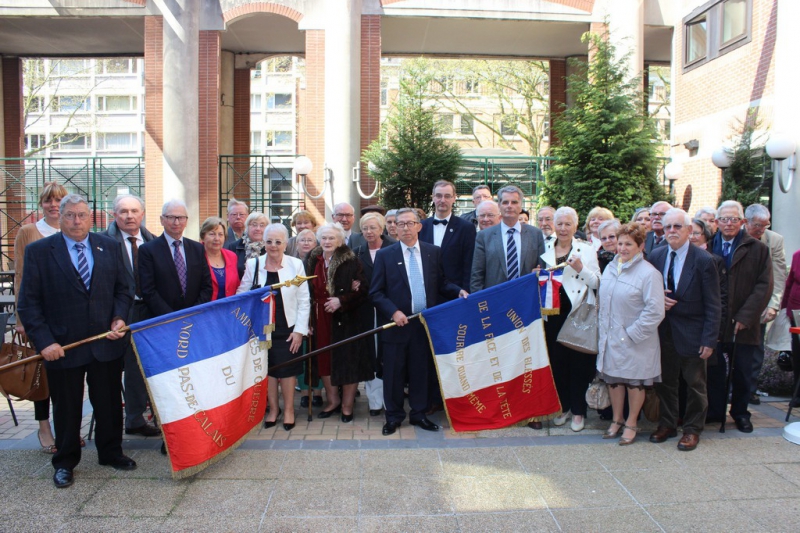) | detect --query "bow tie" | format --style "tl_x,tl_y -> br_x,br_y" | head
433,219 -> 448,225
